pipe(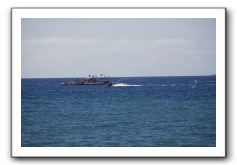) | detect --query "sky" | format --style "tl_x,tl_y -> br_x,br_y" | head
21,18 -> 216,78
